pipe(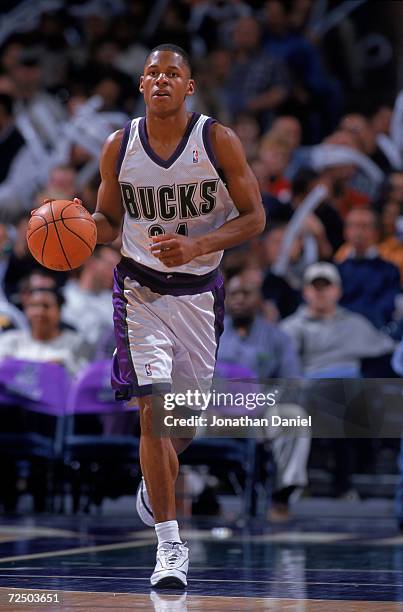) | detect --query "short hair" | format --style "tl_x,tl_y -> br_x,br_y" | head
28,287 -> 65,308
147,44 -> 192,76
